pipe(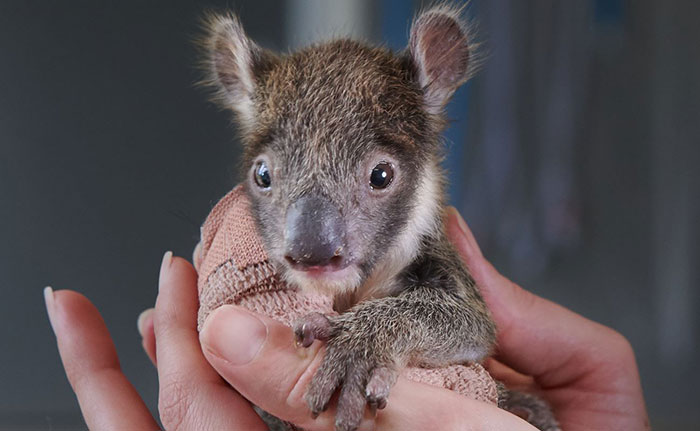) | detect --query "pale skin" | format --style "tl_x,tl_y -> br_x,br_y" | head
45,209 -> 649,430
